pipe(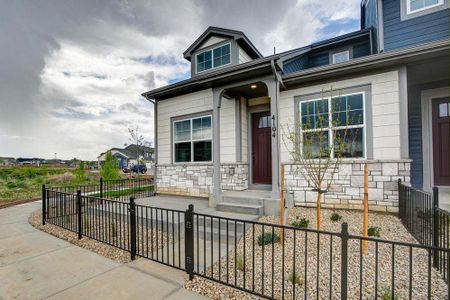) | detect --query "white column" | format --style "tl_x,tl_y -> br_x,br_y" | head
212,89 -> 223,206
266,79 -> 281,198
